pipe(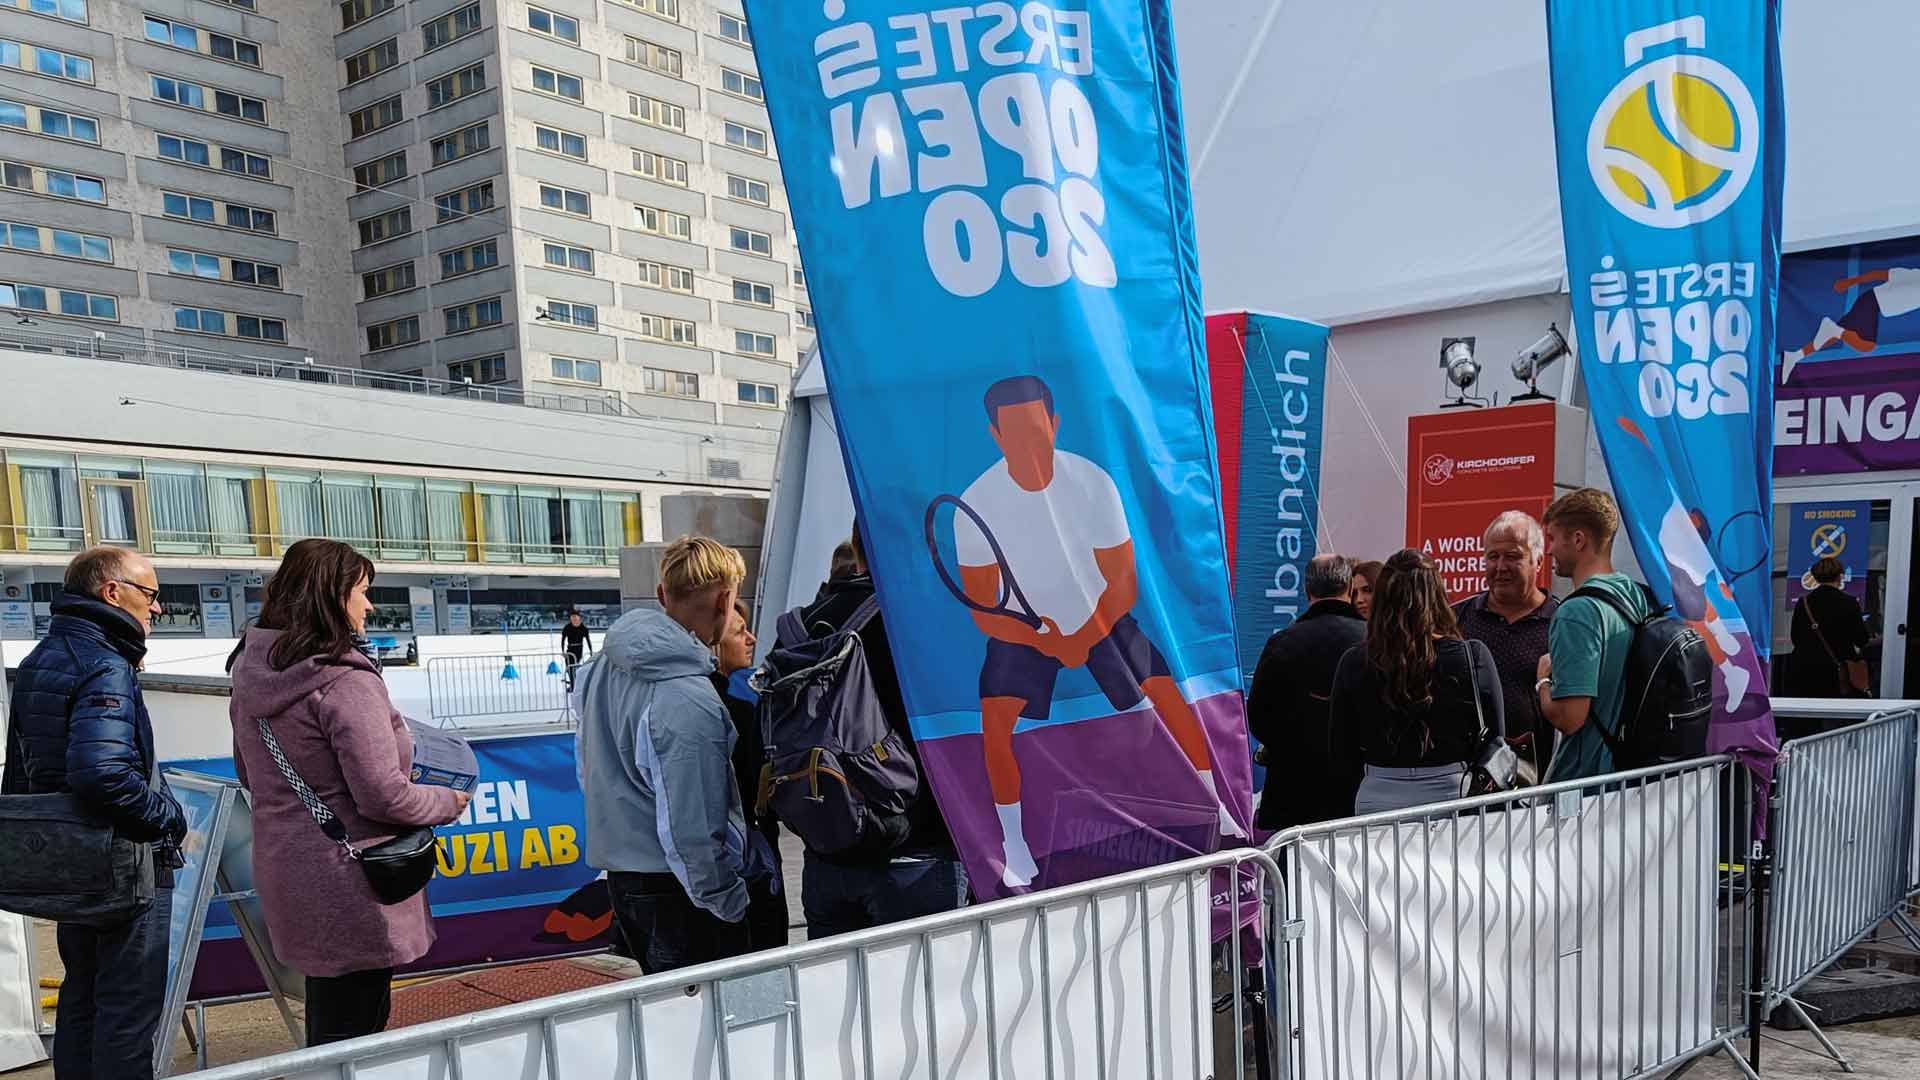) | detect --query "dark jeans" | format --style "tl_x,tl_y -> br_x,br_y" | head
54,887 -> 172,1080
802,850 -> 969,939
304,966 -> 393,1046
746,873 -> 791,951
608,871 -> 752,975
